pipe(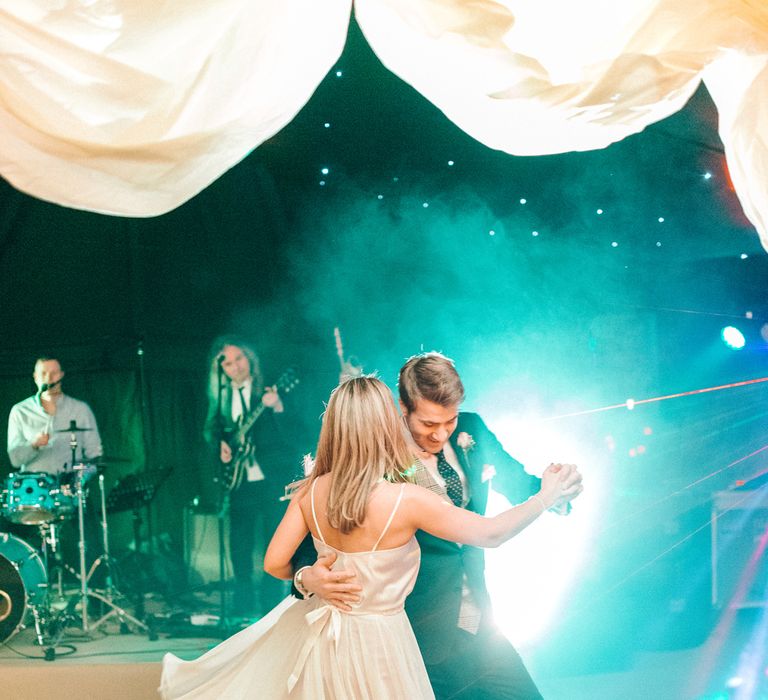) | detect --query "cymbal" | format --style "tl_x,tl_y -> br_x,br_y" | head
65,462 -> 107,475
54,426 -> 92,432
